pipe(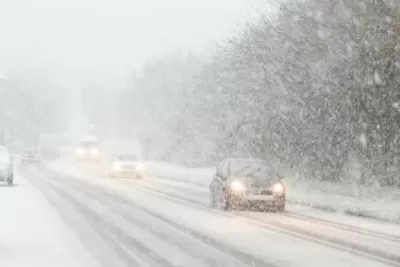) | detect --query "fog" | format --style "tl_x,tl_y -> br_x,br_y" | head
0,0 -> 267,84
2,2 -> 400,265
0,0 -> 270,140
